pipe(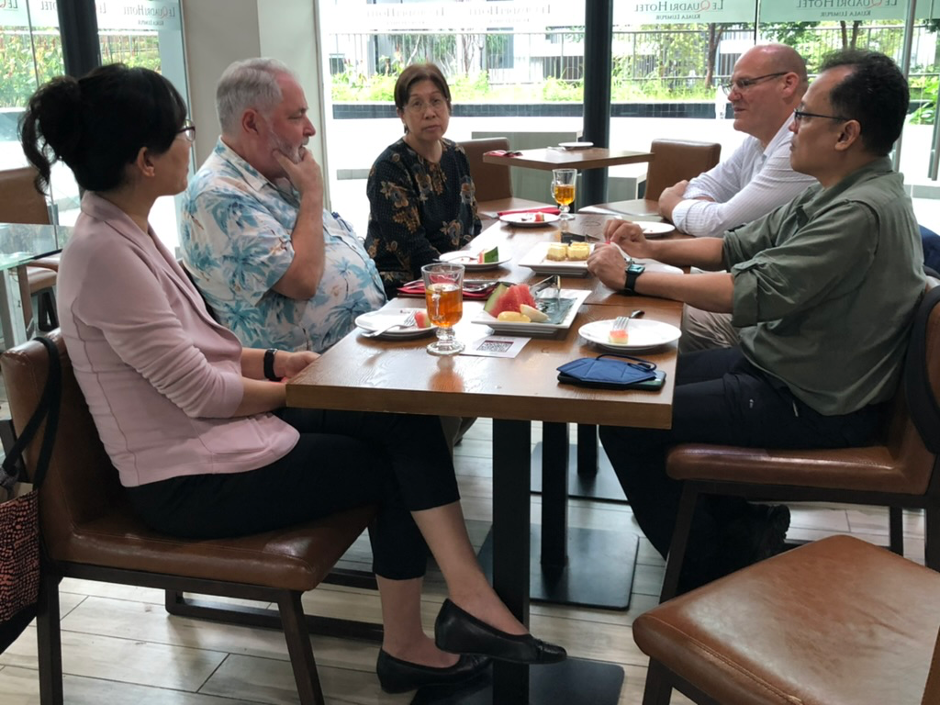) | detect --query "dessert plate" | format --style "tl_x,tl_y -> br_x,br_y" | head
579,318 -> 681,352
499,212 -> 561,227
558,141 -> 594,149
439,250 -> 512,270
355,308 -> 436,339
